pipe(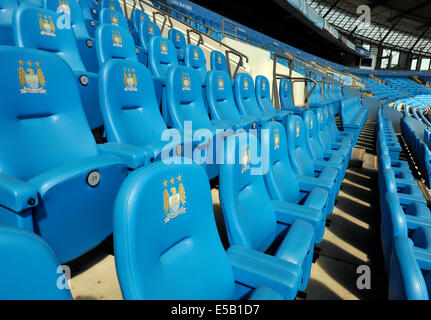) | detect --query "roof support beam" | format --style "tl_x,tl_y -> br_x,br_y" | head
387,1 -> 431,22
409,26 -> 431,52
322,0 -> 340,18
380,17 -> 402,44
